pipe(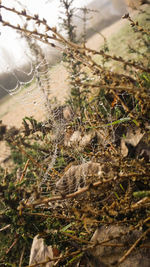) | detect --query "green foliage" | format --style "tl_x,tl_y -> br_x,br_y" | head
59,0 -> 76,42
